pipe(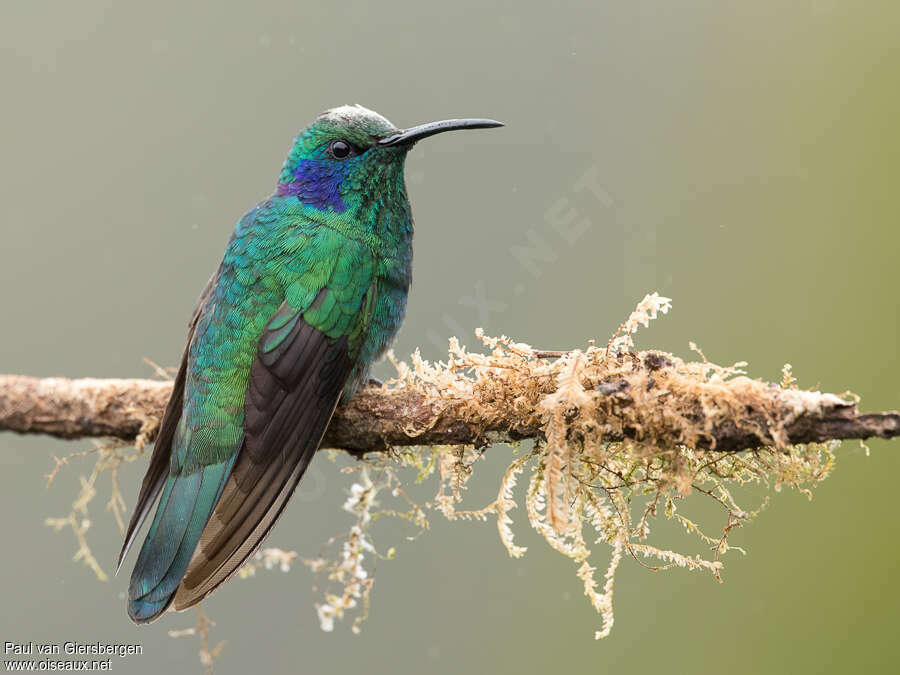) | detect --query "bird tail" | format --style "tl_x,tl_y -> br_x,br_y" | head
127,450 -> 236,624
